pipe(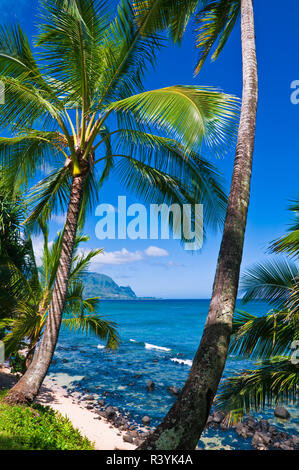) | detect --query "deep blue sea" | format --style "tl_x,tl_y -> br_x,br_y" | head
49,300 -> 299,449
